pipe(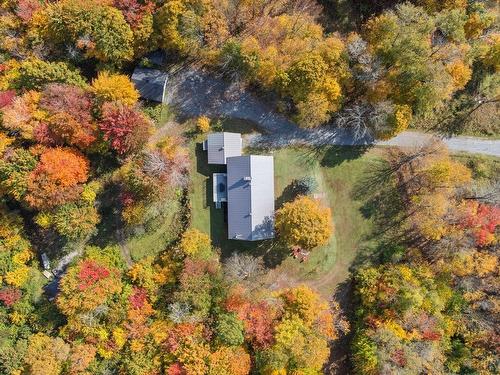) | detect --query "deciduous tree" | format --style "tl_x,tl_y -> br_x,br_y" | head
3,59 -> 86,90
99,101 -> 151,155
30,0 -> 134,66
275,196 -> 333,250
26,148 -> 89,210
37,84 -> 97,149
178,229 -> 213,259
92,72 -> 139,106
0,148 -> 37,200
57,257 -> 122,316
